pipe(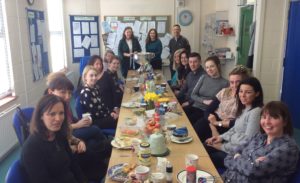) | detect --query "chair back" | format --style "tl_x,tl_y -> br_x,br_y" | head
75,96 -> 83,119
12,107 -> 34,145
79,56 -> 91,76
5,159 -> 28,183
